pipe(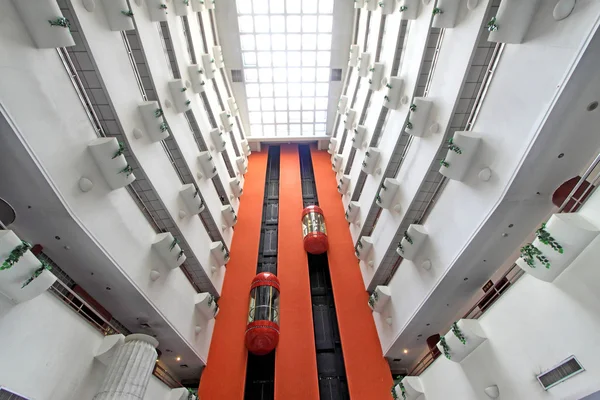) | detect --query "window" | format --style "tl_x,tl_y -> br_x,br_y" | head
237,0 -> 334,136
